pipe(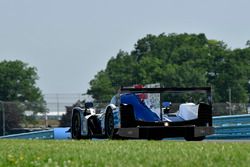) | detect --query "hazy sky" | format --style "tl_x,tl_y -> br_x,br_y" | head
1,0 -> 250,94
